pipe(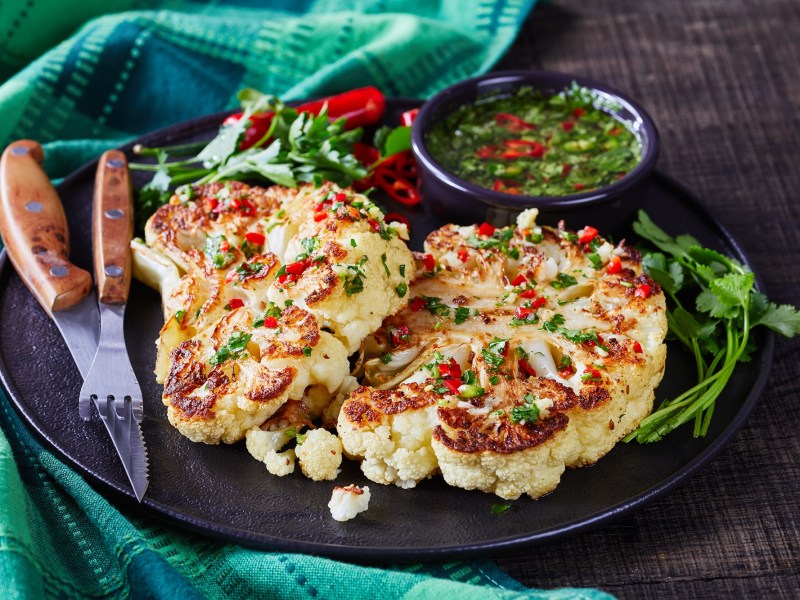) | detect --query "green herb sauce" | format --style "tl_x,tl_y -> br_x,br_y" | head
426,84 -> 641,196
